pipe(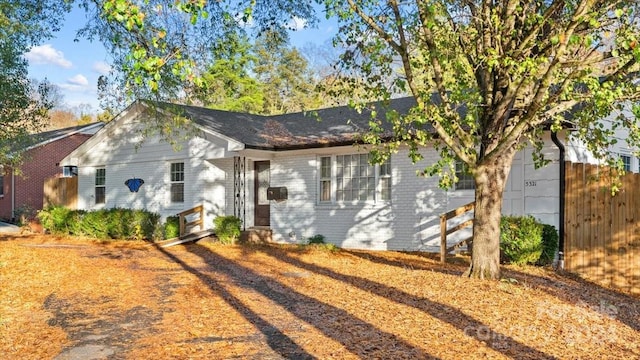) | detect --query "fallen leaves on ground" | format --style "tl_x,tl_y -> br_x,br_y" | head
0,234 -> 638,359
